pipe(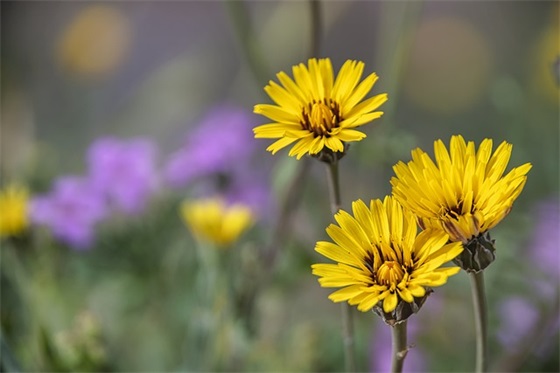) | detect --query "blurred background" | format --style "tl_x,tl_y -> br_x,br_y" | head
1,1 -> 558,372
